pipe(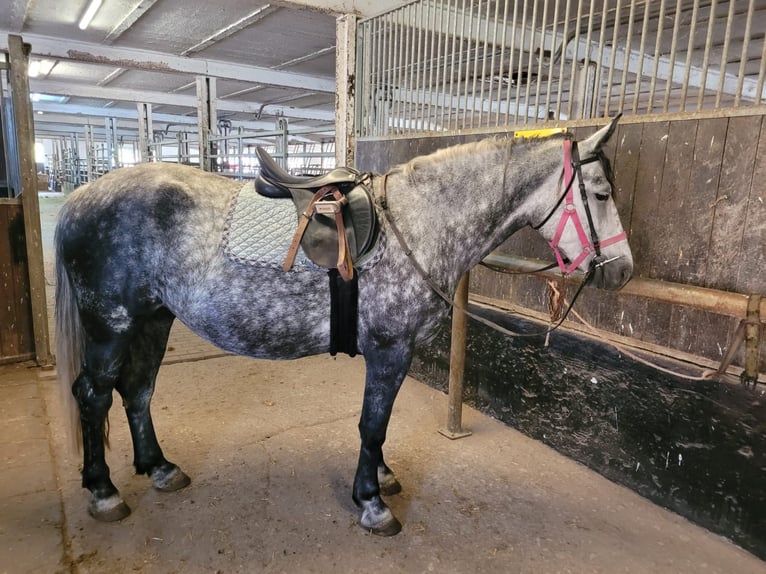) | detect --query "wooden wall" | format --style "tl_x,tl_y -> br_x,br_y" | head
356,114 -> 766,373
0,199 -> 34,363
